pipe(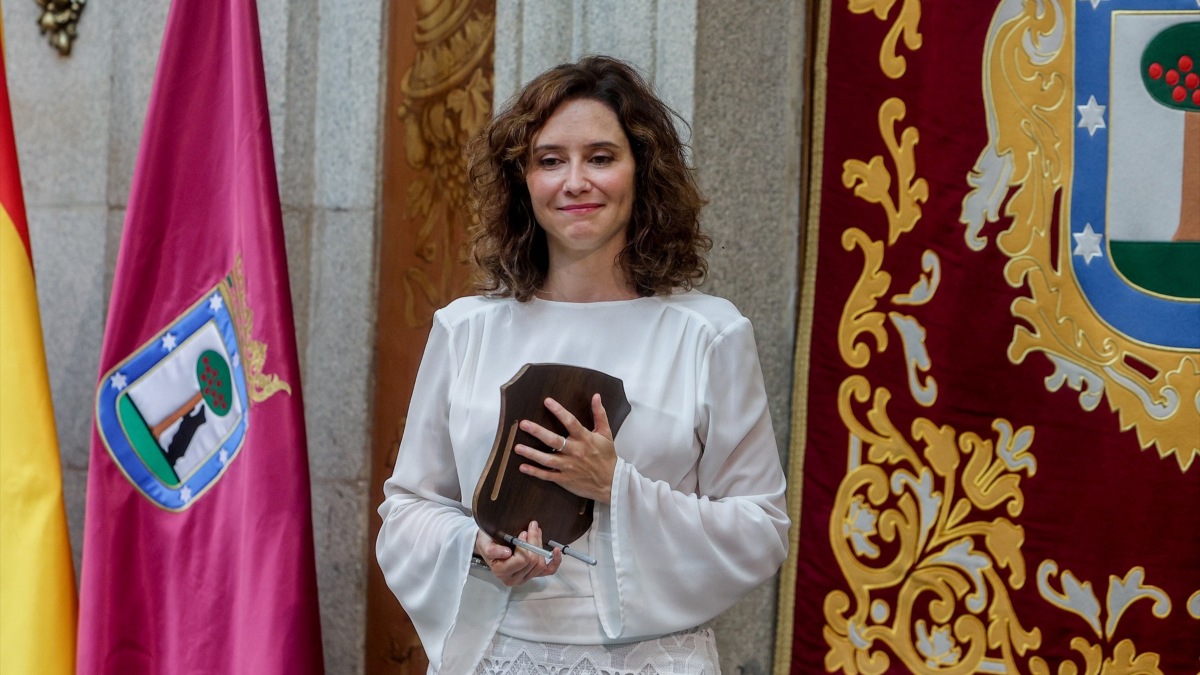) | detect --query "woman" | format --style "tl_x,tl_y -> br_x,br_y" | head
376,55 -> 789,674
